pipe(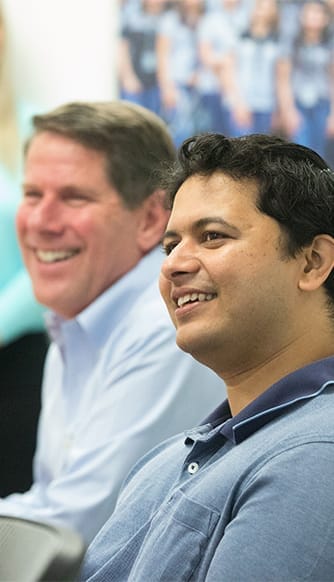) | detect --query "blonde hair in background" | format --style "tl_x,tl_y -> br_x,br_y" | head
0,1 -> 20,175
